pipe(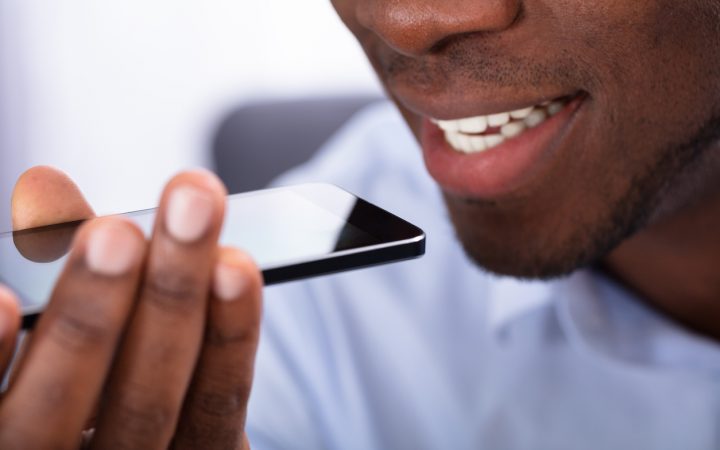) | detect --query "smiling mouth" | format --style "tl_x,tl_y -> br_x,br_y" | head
419,91 -> 587,198
431,94 -> 580,153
